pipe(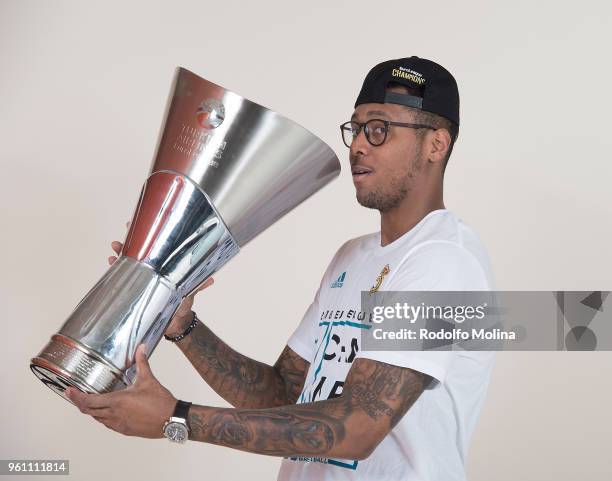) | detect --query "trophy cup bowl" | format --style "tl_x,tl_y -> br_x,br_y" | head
30,67 -> 340,403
